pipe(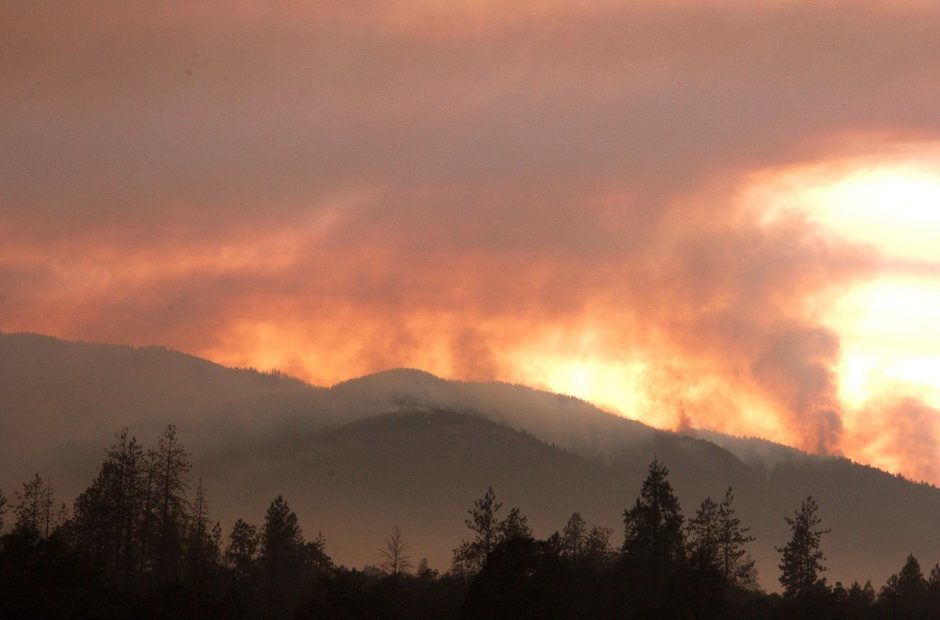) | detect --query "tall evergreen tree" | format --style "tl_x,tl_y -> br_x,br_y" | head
453,487 -> 503,575
929,563 -> 940,592
716,487 -> 756,588
883,554 -> 927,598
152,424 -> 191,584
560,512 -> 587,558
583,525 -> 613,562
185,479 -> 220,618
621,459 -> 687,614
558,511 -> 612,564
71,429 -> 147,581
259,495 -> 306,618
14,474 -> 54,535
687,497 -> 719,570
498,507 -> 532,542
622,459 -> 685,564
777,496 -> 829,598
225,518 -> 260,580
137,447 -> 159,579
